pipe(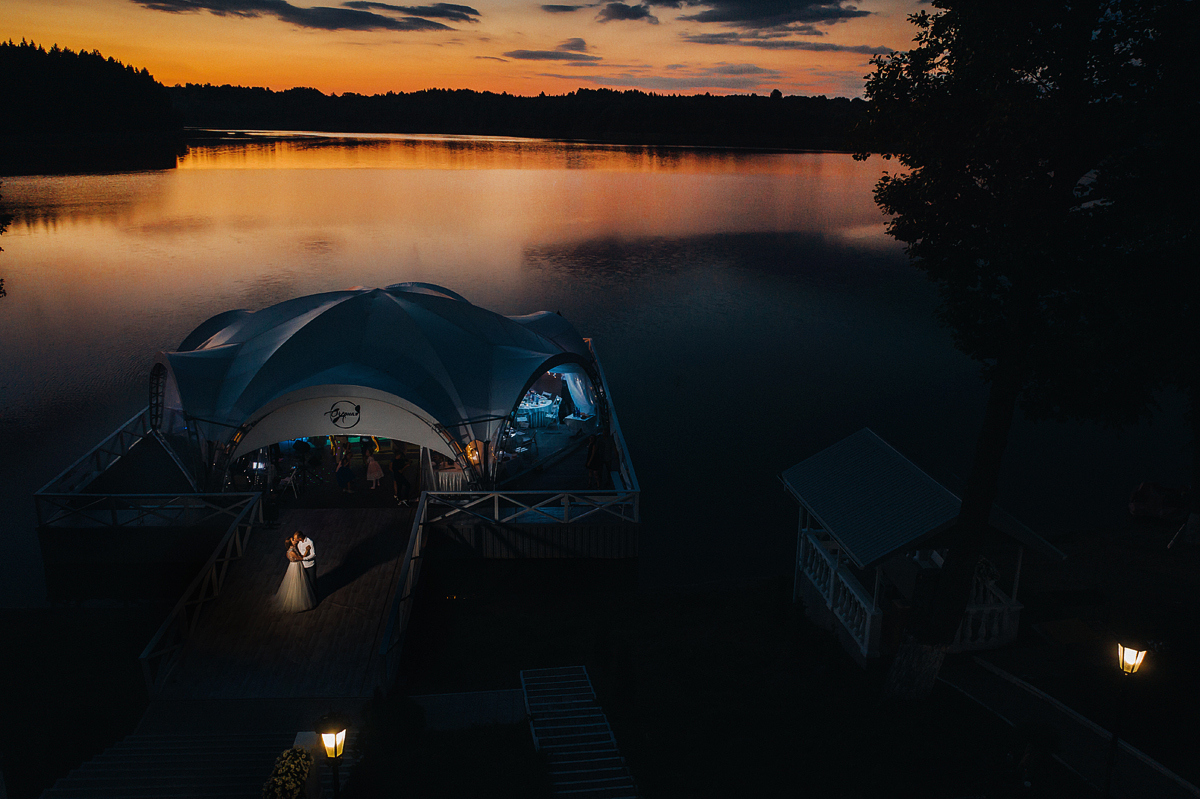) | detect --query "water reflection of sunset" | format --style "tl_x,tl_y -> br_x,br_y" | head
7,139 -> 890,256
0,142 -> 896,419
178,134 -> 870,175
